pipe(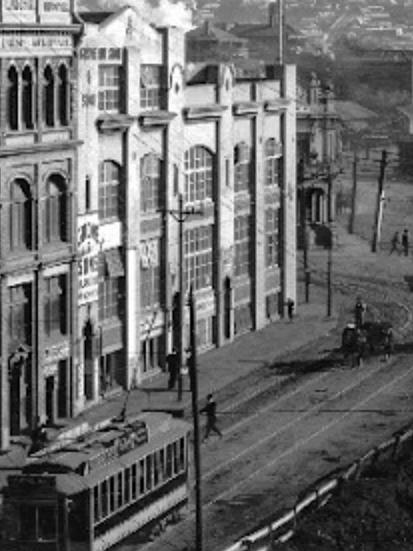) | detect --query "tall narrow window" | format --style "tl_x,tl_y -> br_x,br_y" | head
98,249 -> 124,321
265,138 -> 281,187
234,214 -> 251,276
234,142 -> 251,193
140,65 -> 162,110
58,64 -> 69,126
44,176 -> 67,244
140,154 -> 162,213
22,66 -> 34,130
7,66 -> 19,131
43,65 -> 55,127
99,161 -> 121,221
44,275 -> 66,337
98,65 -> 121,112
265,207 -> 279,268
9,284 -> 31,346
184,225 -> 213,291
184,146 -> 213,204
9,179 -> 32,251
